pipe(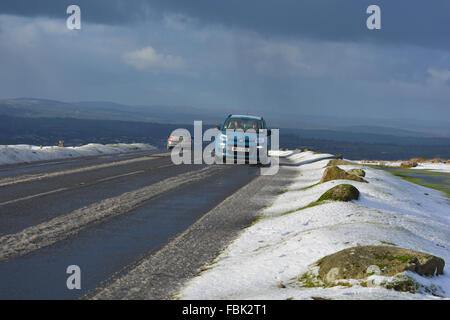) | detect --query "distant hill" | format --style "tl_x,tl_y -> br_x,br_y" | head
1,98 -> 449,138
0,98 -> 222,124
1,98 -> 449,159
0,98 -> 84,119
0,115 -> 449,160
0,115 -> 193,149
